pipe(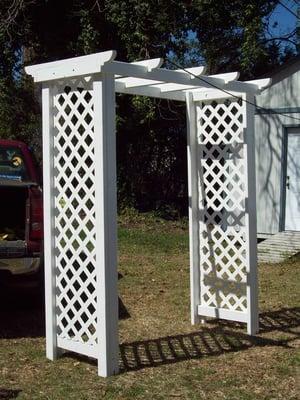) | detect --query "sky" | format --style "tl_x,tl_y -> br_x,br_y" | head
269,0 -> 298,39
